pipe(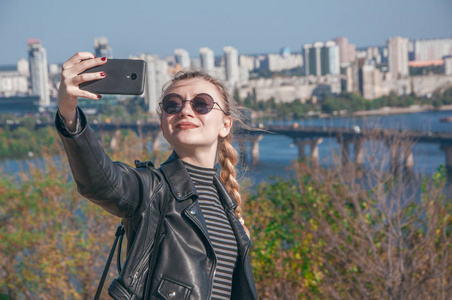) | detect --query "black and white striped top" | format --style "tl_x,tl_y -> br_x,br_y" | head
183,162 -> 238,300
